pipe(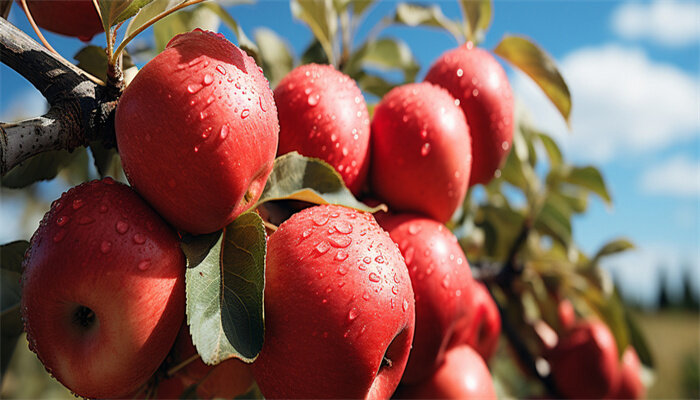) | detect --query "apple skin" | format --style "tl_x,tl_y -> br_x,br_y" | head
456,280 -> 501,362
20,0 -> 103,41
611,347 -> 645,399
425,44 -> 514,186
547,320 -> 620,399
397,345 -> 497,399
20,178 -> 186,399
376,213 -> 474,384
370,82 -> 471,223
116,29 -> 279,235
252,204 -> 415,399
557,298 -> 576,332
275,64 -> 370,195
